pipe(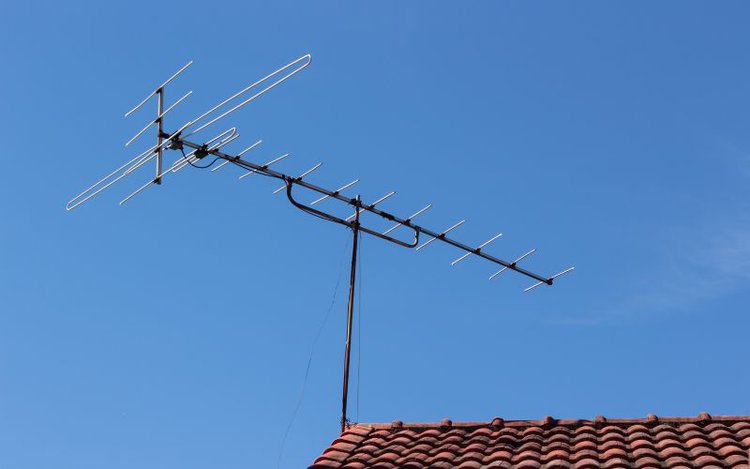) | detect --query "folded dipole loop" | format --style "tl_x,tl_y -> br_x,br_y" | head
184,54 -> 312,138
